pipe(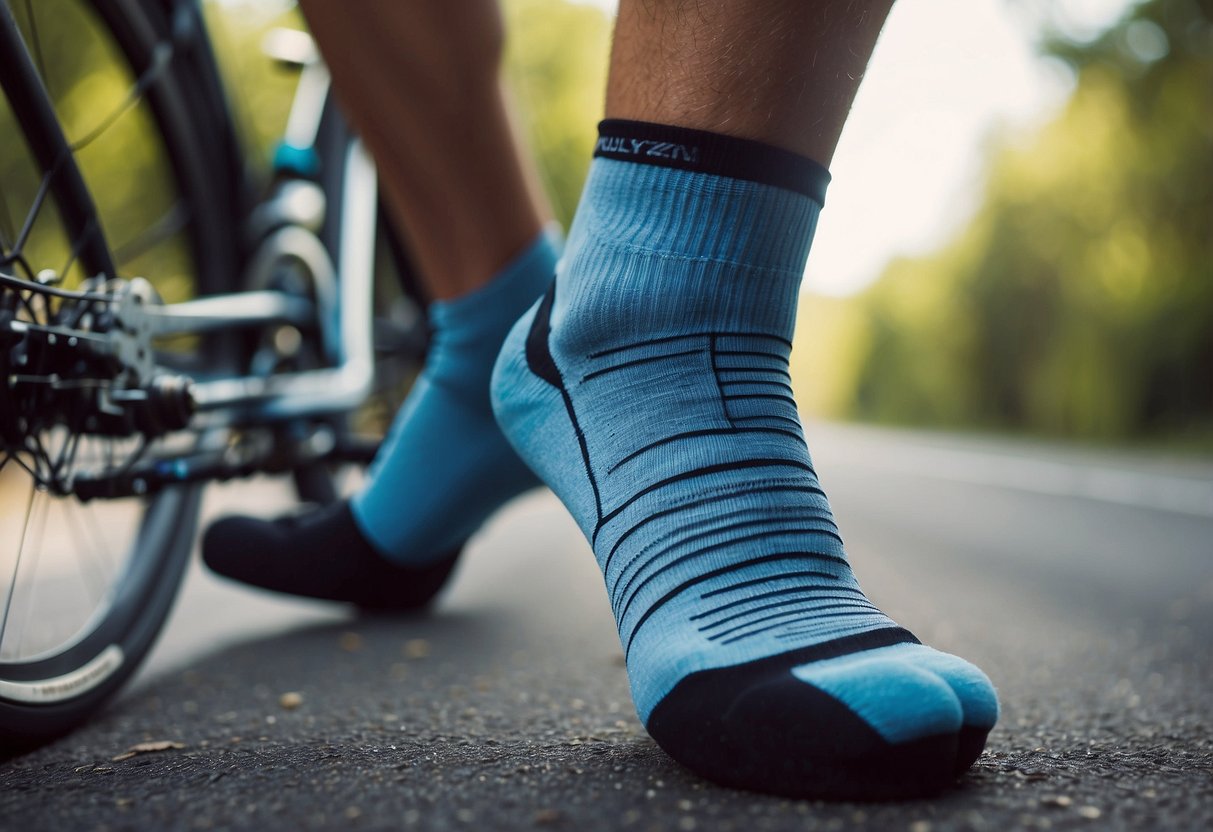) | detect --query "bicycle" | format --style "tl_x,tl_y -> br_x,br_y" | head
0,0 -> 428,752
